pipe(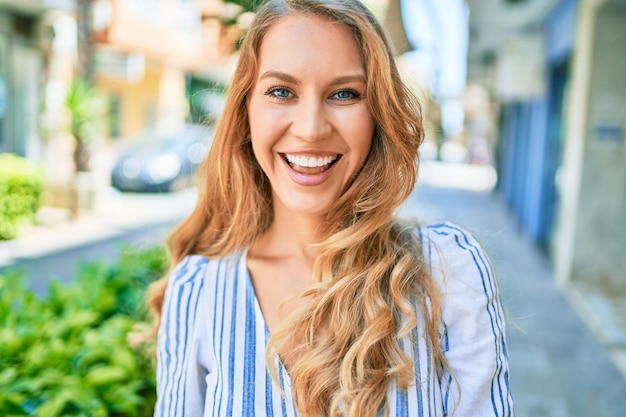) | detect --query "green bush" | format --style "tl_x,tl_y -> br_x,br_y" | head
0,153 -> 44,240
0,245 -> 168,416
